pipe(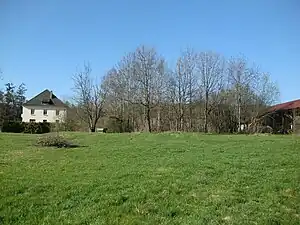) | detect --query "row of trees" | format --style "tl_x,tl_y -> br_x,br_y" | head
0,82 -> 27,128
72,46 -> 279,133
